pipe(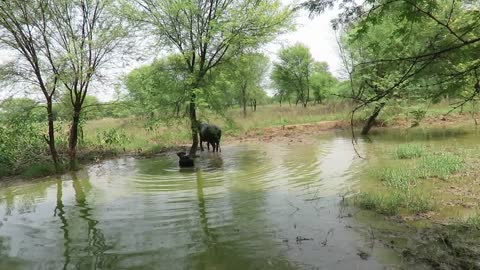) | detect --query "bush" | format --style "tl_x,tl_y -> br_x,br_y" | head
97,128 -> 130,146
